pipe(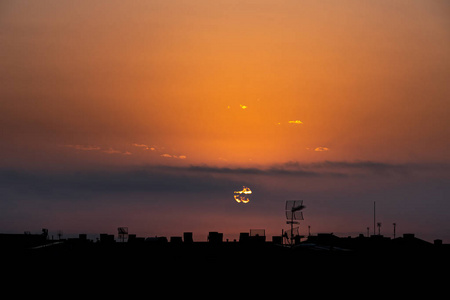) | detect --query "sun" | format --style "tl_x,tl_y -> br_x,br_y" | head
234,186 -> 252,203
